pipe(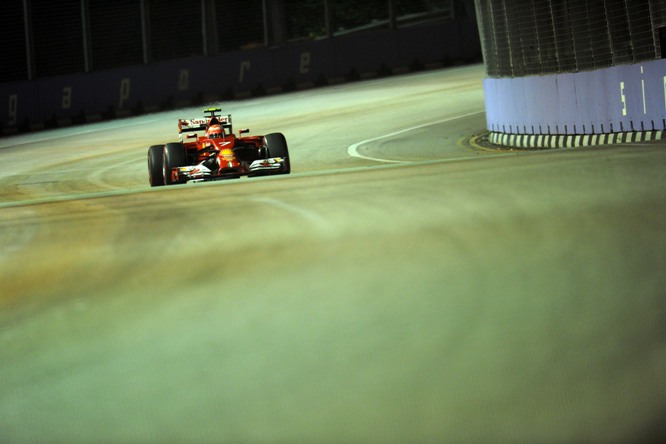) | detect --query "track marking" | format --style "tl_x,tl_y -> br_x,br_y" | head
468,132 -> 511,152
347,111 -> 485,163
